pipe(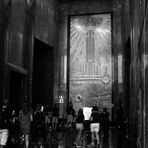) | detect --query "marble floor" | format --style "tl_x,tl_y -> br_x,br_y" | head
29,126 -> 129,148
7,126 -> 130,148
